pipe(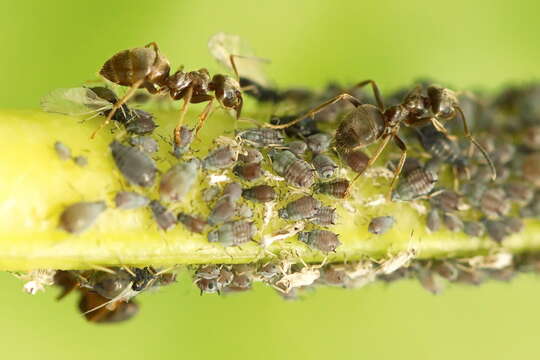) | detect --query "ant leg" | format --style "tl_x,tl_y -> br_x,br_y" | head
265,93 -> 363,129
229,55 -> 240,81
145,42 -> 160,52
193,96 -> 215,137
351,134 -> 393,184
90,79 -> 143,139
387,134 -> 407,200
174,86 -> 193,146
455,106 -> 496,180
347,79 -> 385,111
